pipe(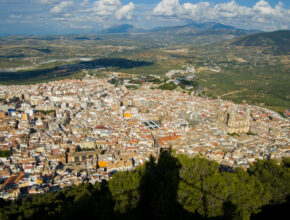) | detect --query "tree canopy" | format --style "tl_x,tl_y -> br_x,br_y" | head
0,149 -> 289,220
0,150 -> 12,158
